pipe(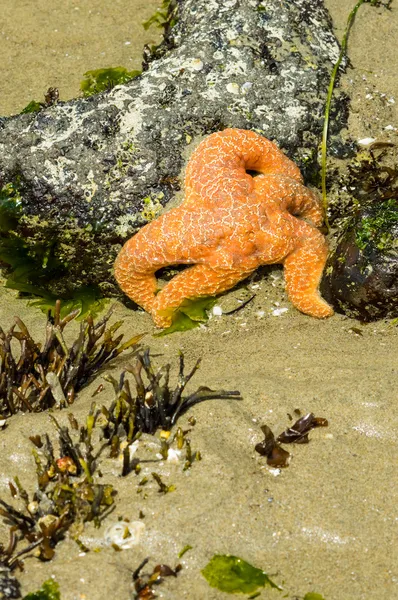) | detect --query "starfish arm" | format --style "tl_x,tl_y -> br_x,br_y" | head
114,247 -> 158,313
151,263 -> 254,328
185,129 -> 303,207
284,182 -> 324,227
254,175 -> 324,227
283,225 -> 334,318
